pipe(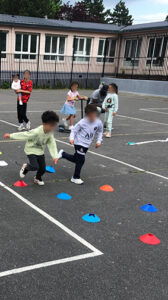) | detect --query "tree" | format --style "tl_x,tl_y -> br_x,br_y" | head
0,0 -> 61,18
166,15 -> 168,21
57,0 -> 110,23
108,0 -> 133,26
